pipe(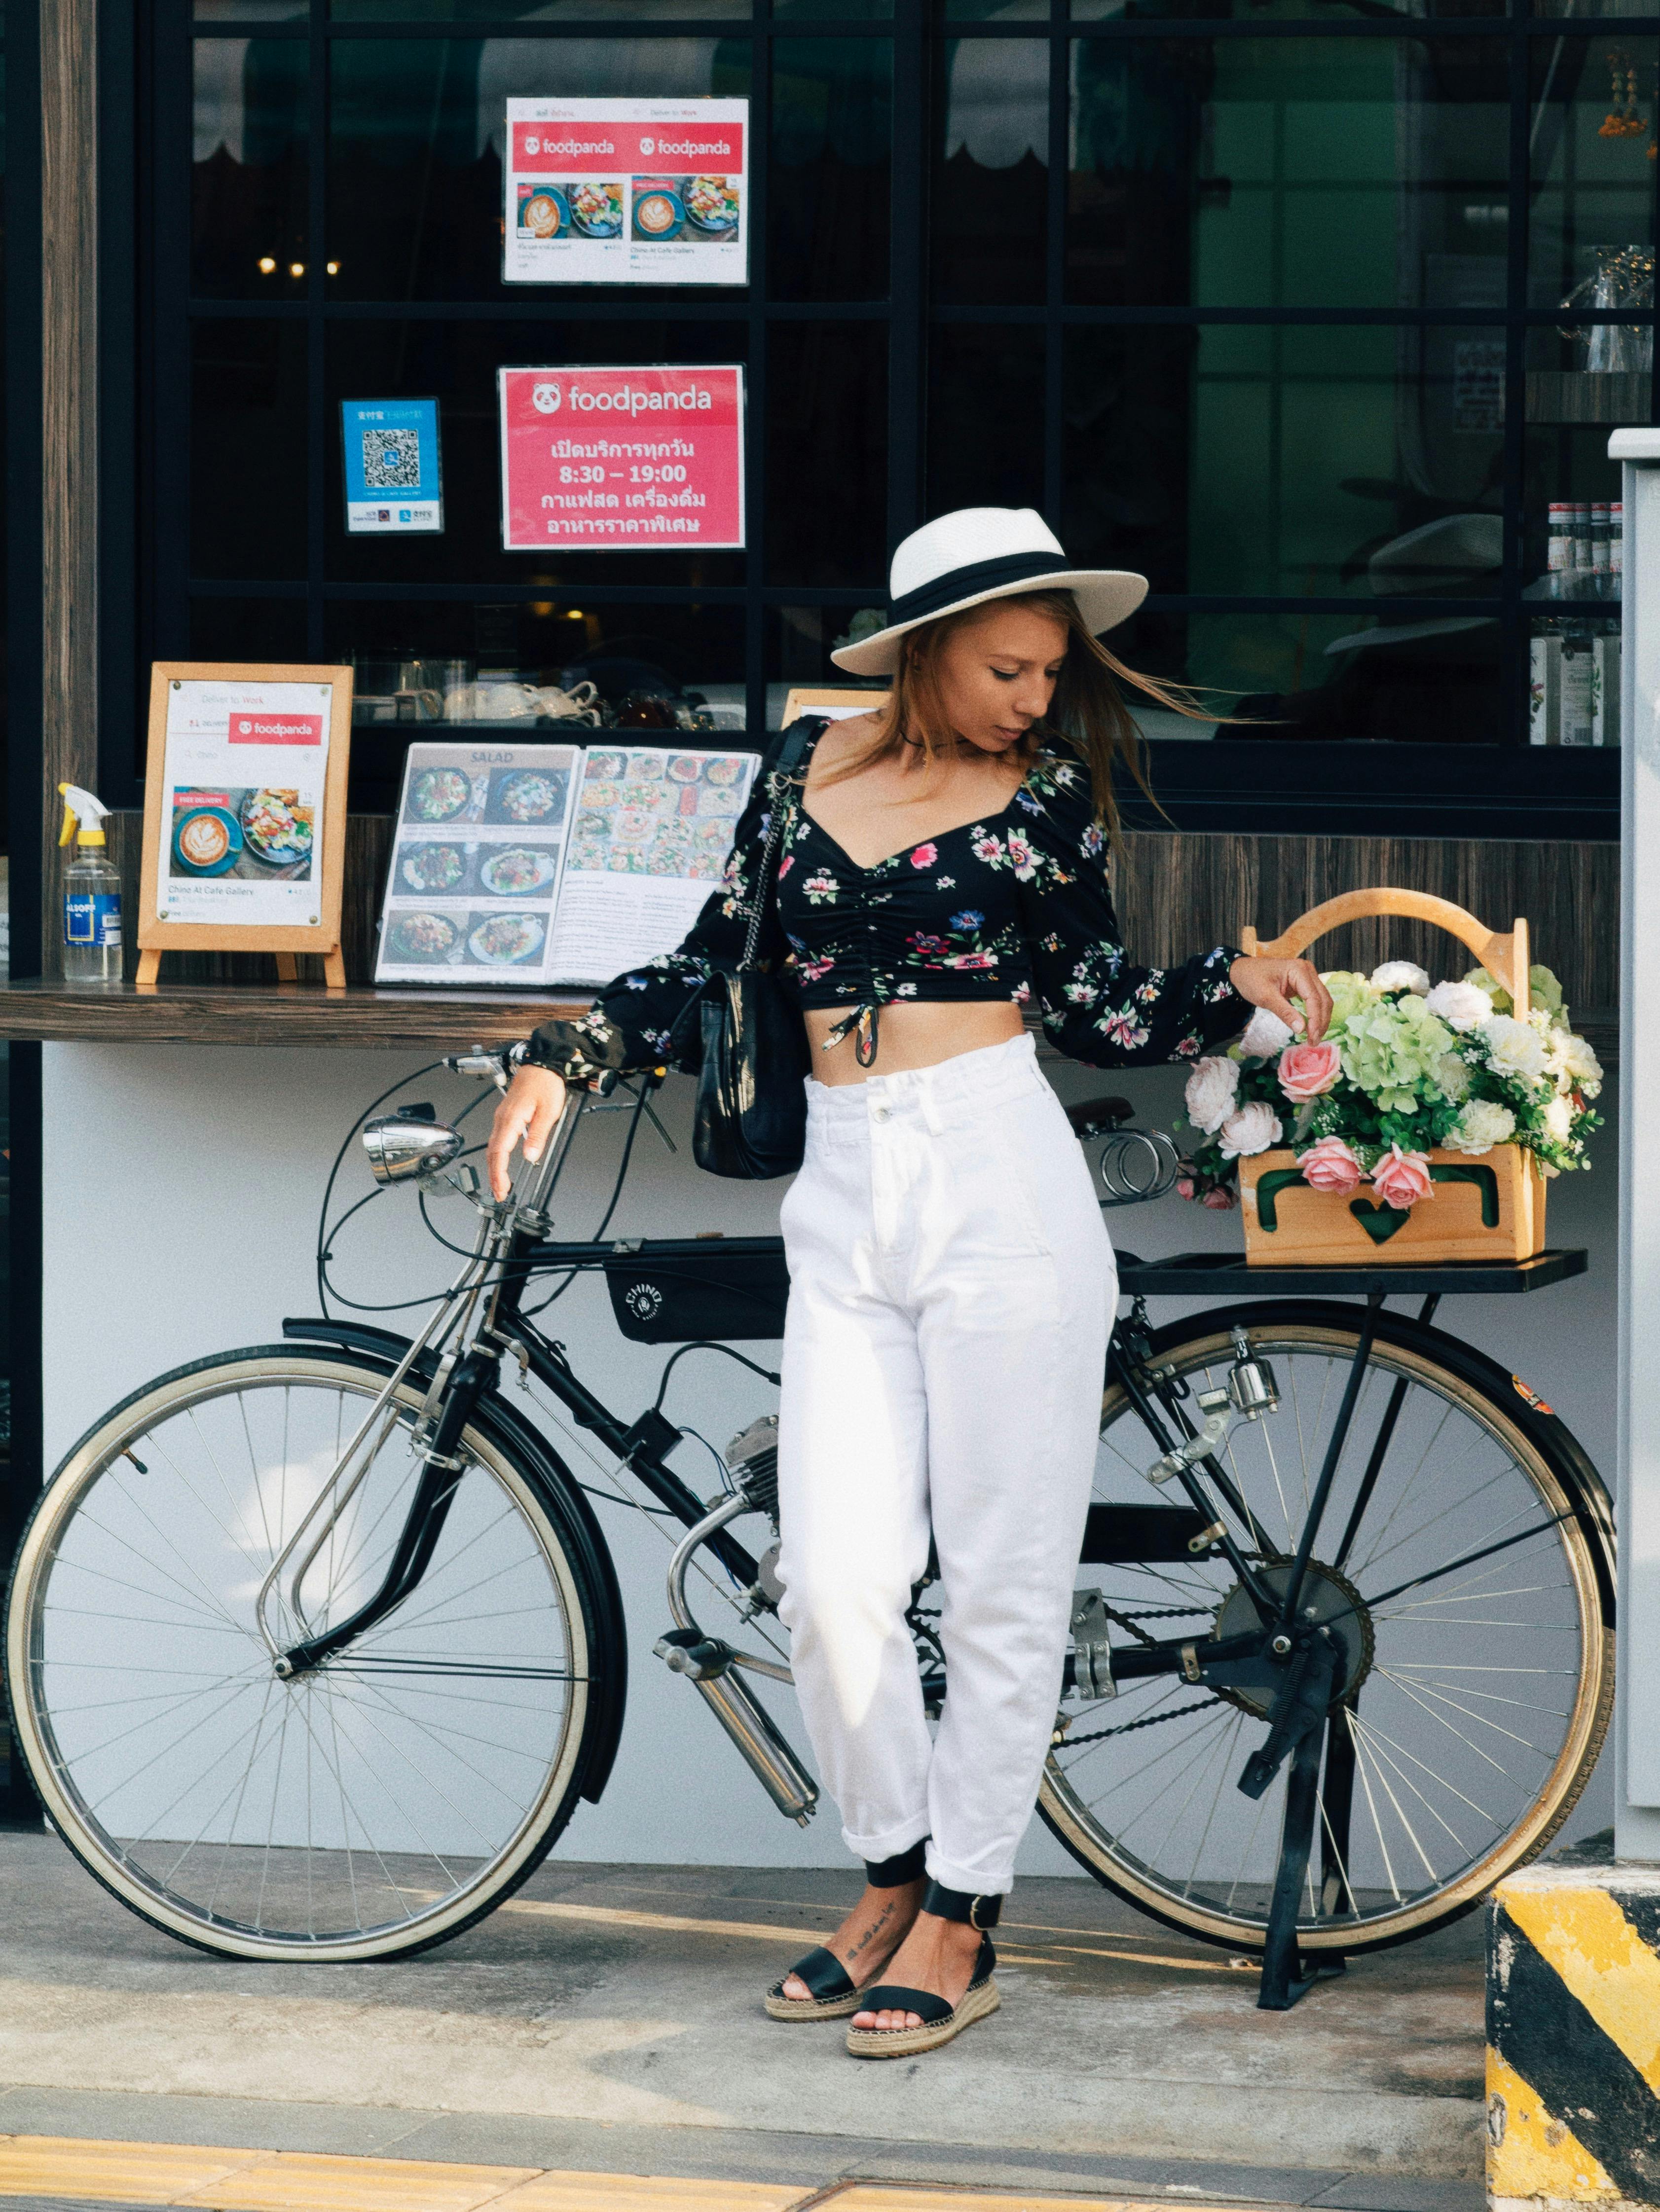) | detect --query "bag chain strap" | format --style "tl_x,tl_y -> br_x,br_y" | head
738,719 -> 819,973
